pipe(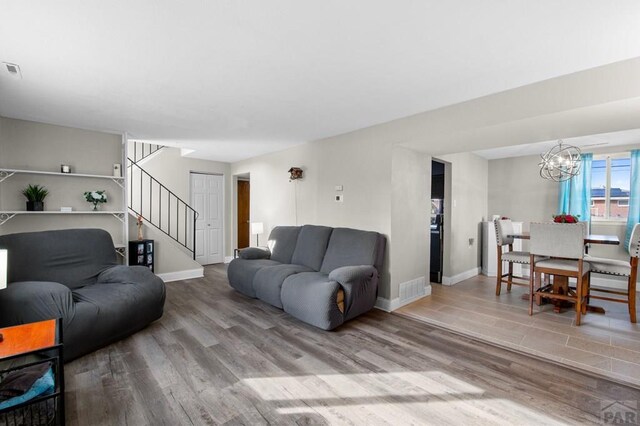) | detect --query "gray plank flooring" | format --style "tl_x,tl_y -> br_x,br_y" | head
65,265 -> 640,425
